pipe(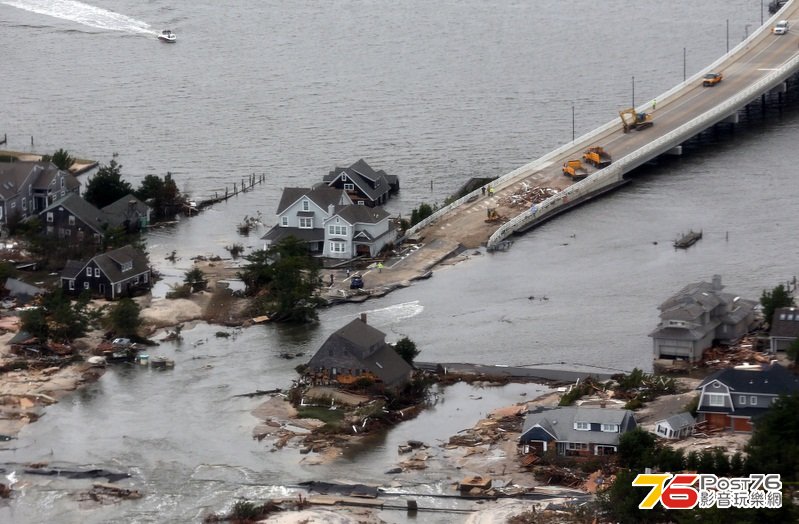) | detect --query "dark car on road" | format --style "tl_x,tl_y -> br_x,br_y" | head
350,275 -> 364,289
